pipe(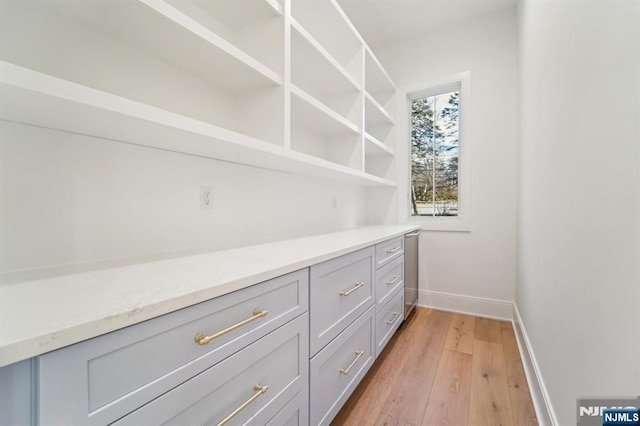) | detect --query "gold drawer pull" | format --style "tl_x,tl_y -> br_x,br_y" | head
340,282 -> 364,297
194,308 -> 268,346
216,384 -> 268,426
386,246 -> 401,254
386,275 -> 400,285
386,312 -> 401,325
340,350 -> 364,375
